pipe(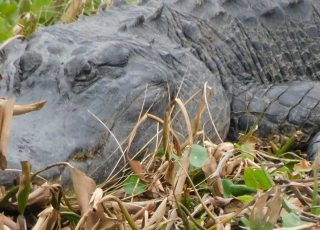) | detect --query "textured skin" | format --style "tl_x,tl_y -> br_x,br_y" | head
0,0 -> 320,183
